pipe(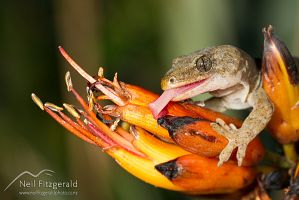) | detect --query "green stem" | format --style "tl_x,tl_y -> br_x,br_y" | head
283,143 -> 297,163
